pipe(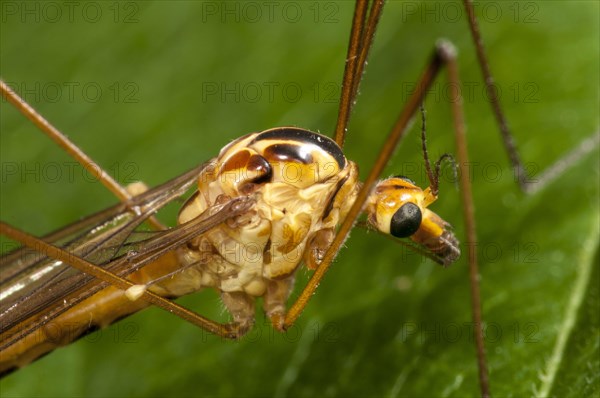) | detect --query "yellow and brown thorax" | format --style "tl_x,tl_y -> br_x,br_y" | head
175,127 -> 360,298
